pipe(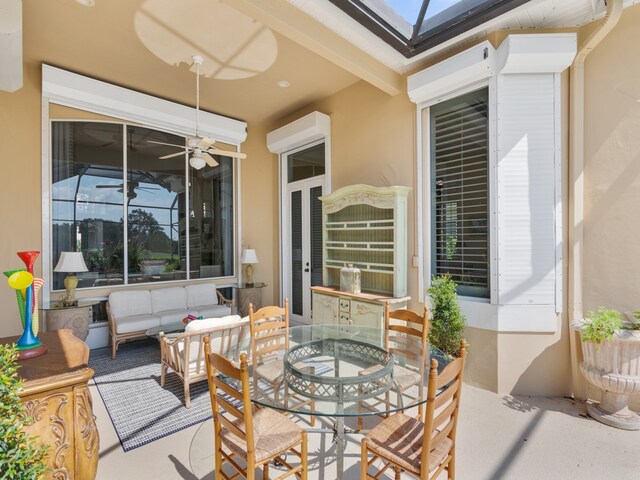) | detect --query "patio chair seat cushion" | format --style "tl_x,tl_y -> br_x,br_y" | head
194,304 -> 233,319
367,412 -> 453,473
255,359 -> 284,384
220,407 -> 303,463
186,283 -> 219,308
151,287 -> 187,313
156,309 -> 189,325
115,314 -> 160,334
